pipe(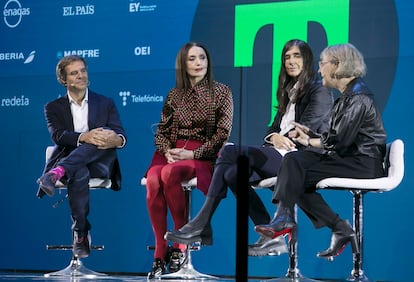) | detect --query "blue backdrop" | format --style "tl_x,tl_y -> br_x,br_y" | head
0,0 -> 412,281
